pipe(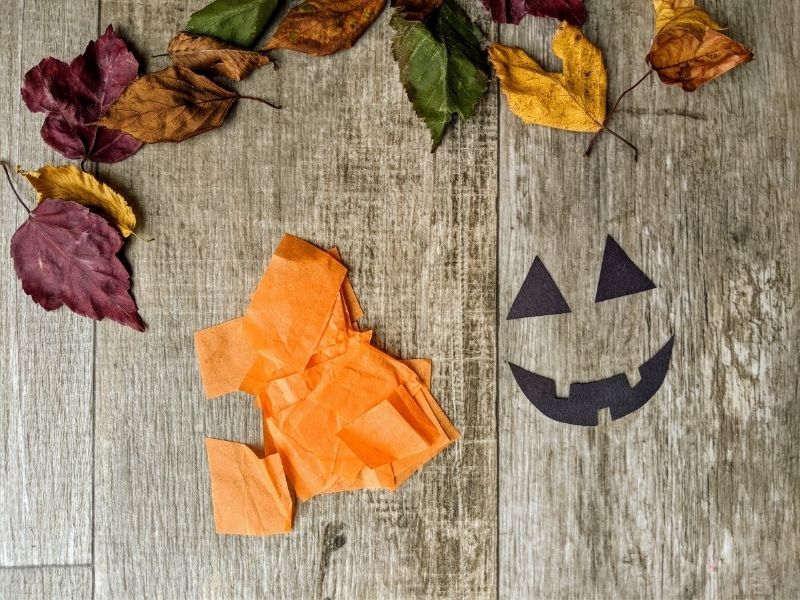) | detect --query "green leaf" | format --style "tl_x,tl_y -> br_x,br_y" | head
431,0 -> 486,70
186,0 -> 279,47
391,0 -> 488,151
